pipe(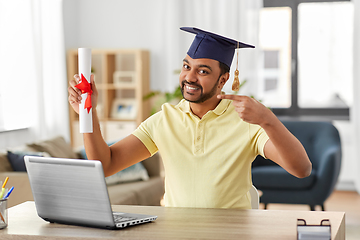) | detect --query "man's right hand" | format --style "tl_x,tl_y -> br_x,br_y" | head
68,74 -> 97,114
